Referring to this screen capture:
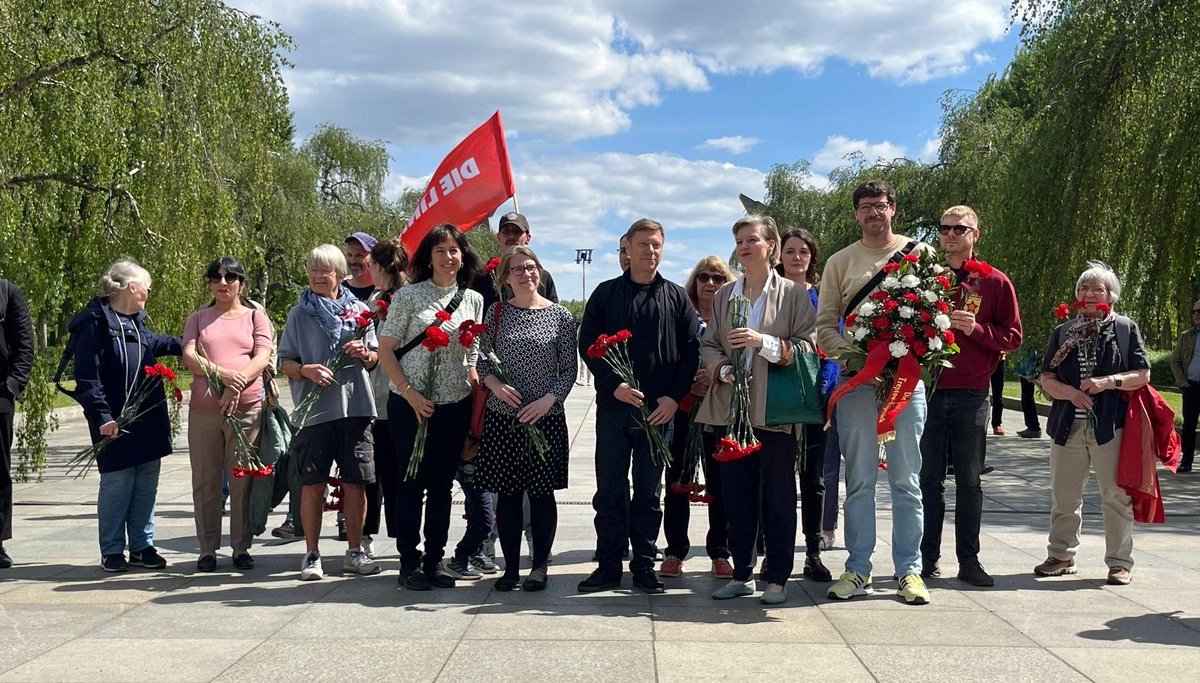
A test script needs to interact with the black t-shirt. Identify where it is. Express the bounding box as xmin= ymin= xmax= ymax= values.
xmin=346 ymin=283 xmax=374 ymax=302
